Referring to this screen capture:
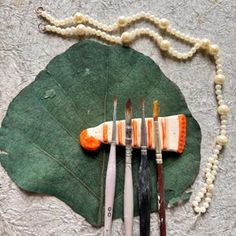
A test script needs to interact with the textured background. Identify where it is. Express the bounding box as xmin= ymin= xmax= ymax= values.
xmin=0 ymin=0 xmax=235 ymax=235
